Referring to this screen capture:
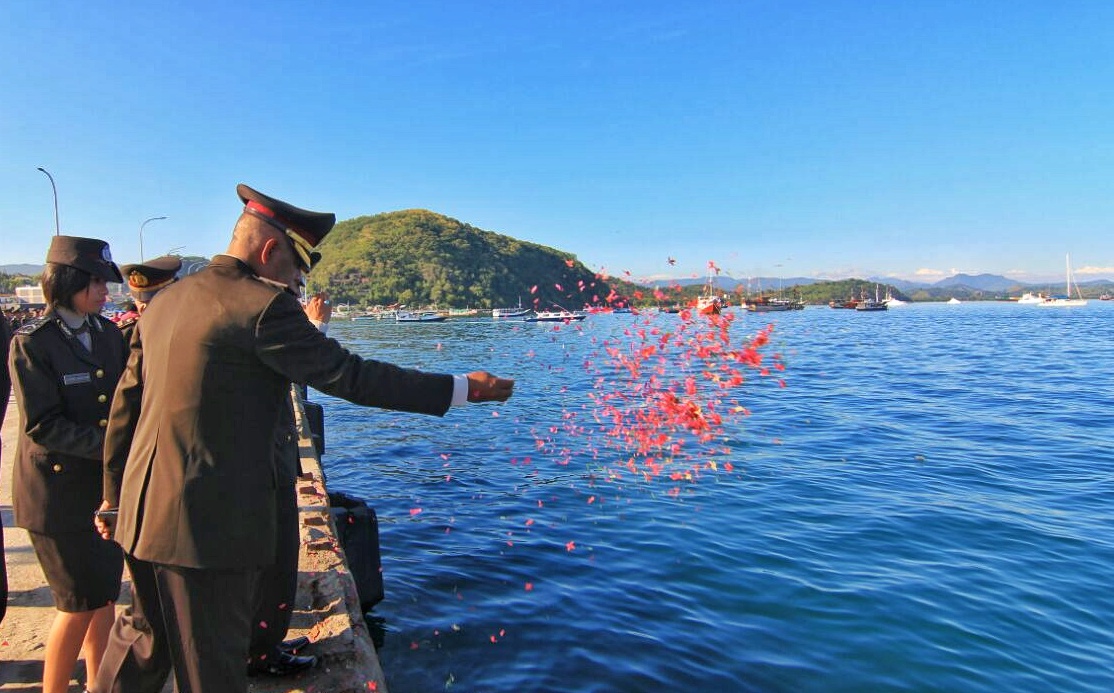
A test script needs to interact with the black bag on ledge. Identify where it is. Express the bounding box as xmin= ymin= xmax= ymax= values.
xmin=327 ymin=490 xmax=385 ymax=611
